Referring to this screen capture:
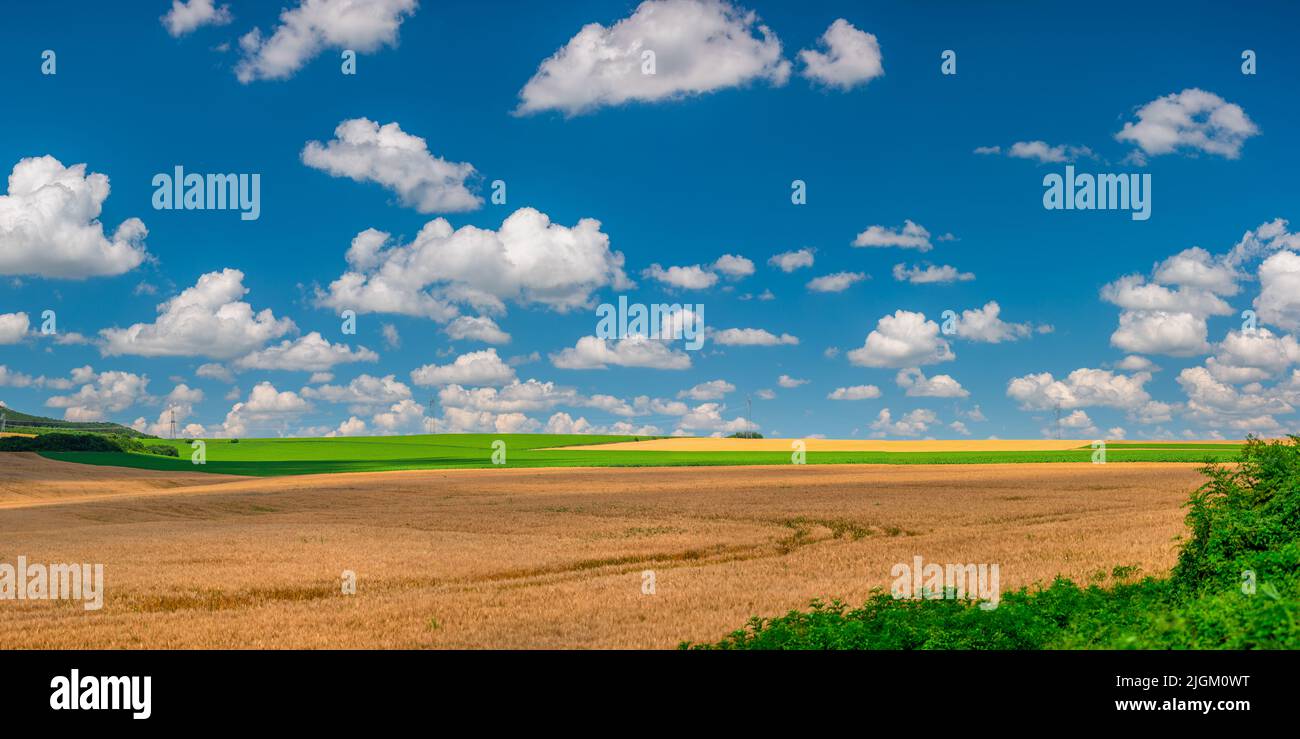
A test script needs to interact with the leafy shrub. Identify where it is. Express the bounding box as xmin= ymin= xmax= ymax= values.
xmin=727 ymin=431 xmax=763 ymax=439
xmin=0 ymin=432 xmax=180 ymax=458
xmin=0 ymin=432 xmax=127 ymax=452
